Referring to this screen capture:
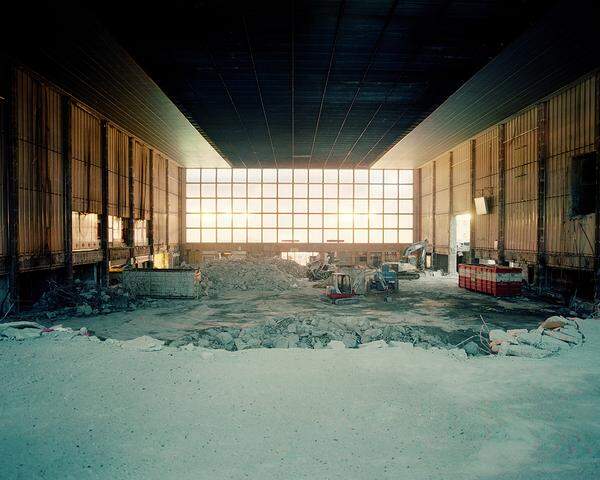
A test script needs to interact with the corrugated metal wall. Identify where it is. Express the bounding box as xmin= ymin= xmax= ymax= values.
xmin=0 ymin=65 xmax=184 ymax=278
xmin=107 ymin=124 xmax=130 ymax=218
xmin=418 ymin=71 xmax=599 ymax=280
xmin=504 ymin=106 xmax=538 ymax=262
xmin=420 ymin=162 xmax=433 ymax=249
xmin=545 ymin=75 xmax=597 ymax=270
xmin=434 ymin=152 xmax=450 ymax=254
xmin=153 ymin=152 xmax=168 ymax=246
xmin=168 ymin=160 xmax=180 ymax=246
xmin=452 ymin=141 xmax=471 ymax=214
xmin=16 ymin=68 xmax=64 ymax=259
xmin=0 ymin=96 xmax=6 ymax=270
xmin=71 ymin=104 xmax=102 ymax=213
xmin=473 ymin=126 xmax=499 ymax=257
xmin=133 ymin=140 xmax=151 ymax=220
